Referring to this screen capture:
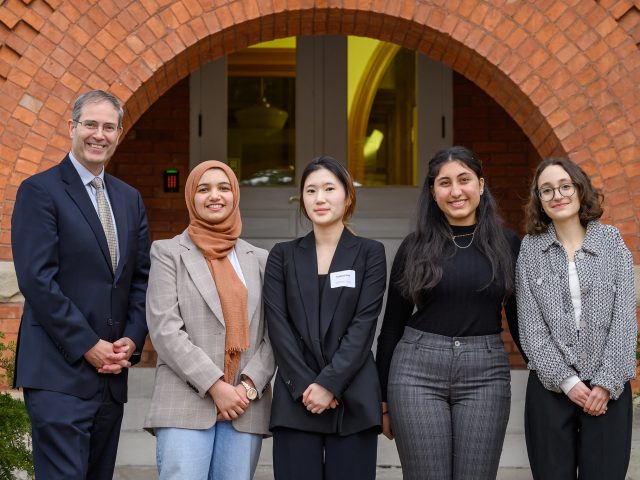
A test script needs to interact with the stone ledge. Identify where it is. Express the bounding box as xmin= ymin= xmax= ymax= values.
xmin=0 ymin=261 xmax=22 ymax=303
